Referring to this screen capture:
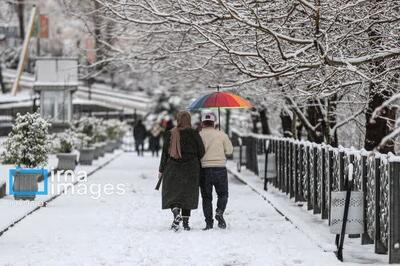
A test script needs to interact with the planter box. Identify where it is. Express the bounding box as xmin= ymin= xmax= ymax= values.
xmin=94 ymin=142 xmax=107 ymax=159
xmin=93 ymin=144 xmax=101 ymax=160
xmin=13 ymin=172 xmax=40 ymax=200
xmin=99 ymin=142 xmax=107 ymax=157
xmin=56 ymin=153 xmax=77 ymax=171
xmin=79 ymin=147 xmax=95 ymax=165
xmin=112 ymin=140 xmax=119 ymax=150
xmin=105 ymin=141 xmax=115 ymax=153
